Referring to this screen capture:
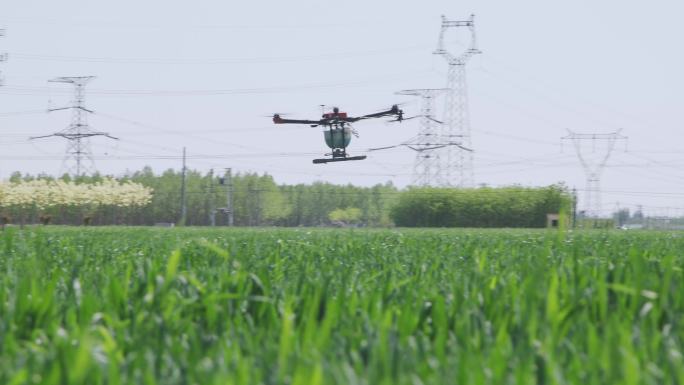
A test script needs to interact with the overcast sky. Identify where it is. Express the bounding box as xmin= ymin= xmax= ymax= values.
xmin=1 ymin=0 xmax=683 ymax=216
